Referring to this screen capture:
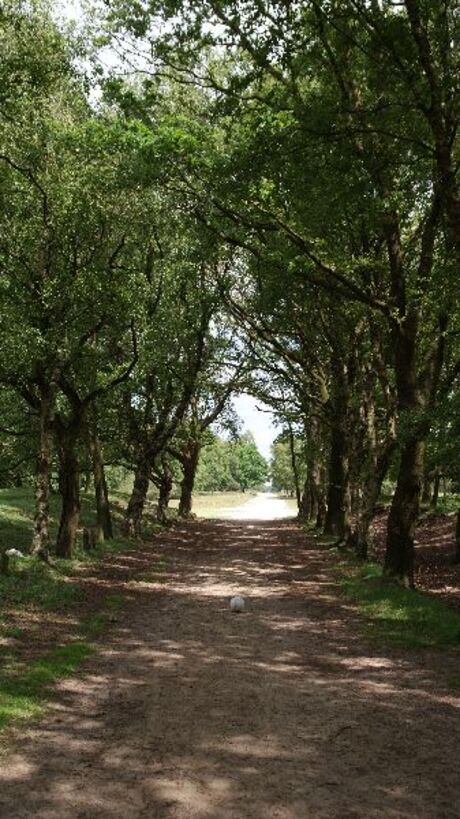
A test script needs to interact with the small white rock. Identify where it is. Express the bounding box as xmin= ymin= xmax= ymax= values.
xmin=5 ymin=549 xmax=24 ymax=559
xmin=230 ymin=595 xmax=246 ymax=613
